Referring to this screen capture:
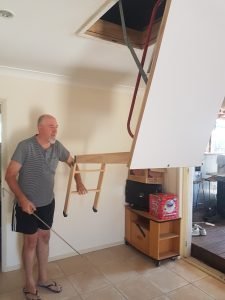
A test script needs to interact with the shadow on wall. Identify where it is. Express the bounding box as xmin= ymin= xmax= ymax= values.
xmin=6 ymin=108 xmax=44 ymax=159
xmin=5 ymin=107 xmax=44 ymax=170
xmin=62 ymin=66 xmax=133 ymax=153
xmin=70 ymin=66 xmax=134 ymax=88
